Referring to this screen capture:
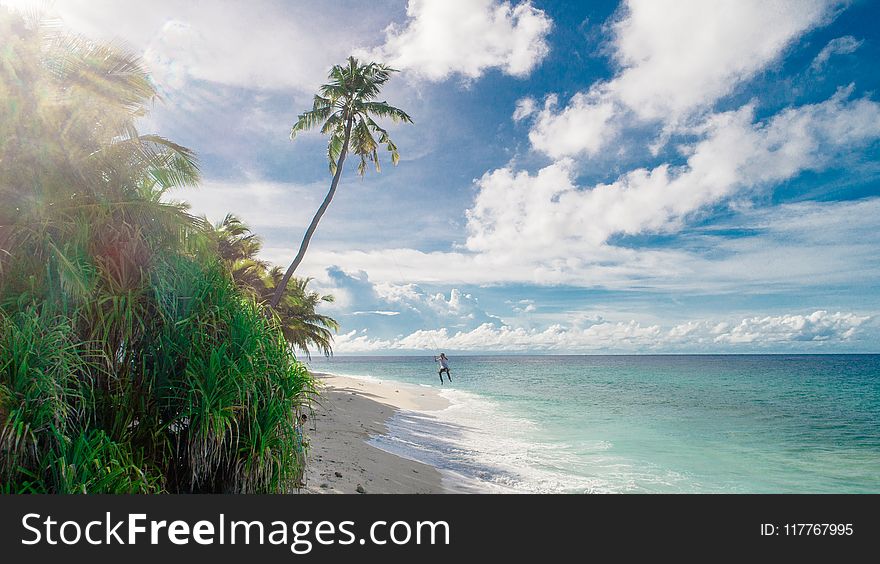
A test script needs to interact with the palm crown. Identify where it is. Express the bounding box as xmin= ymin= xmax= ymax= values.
xmin=291 ymin=56 xmax=412 ymax=175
